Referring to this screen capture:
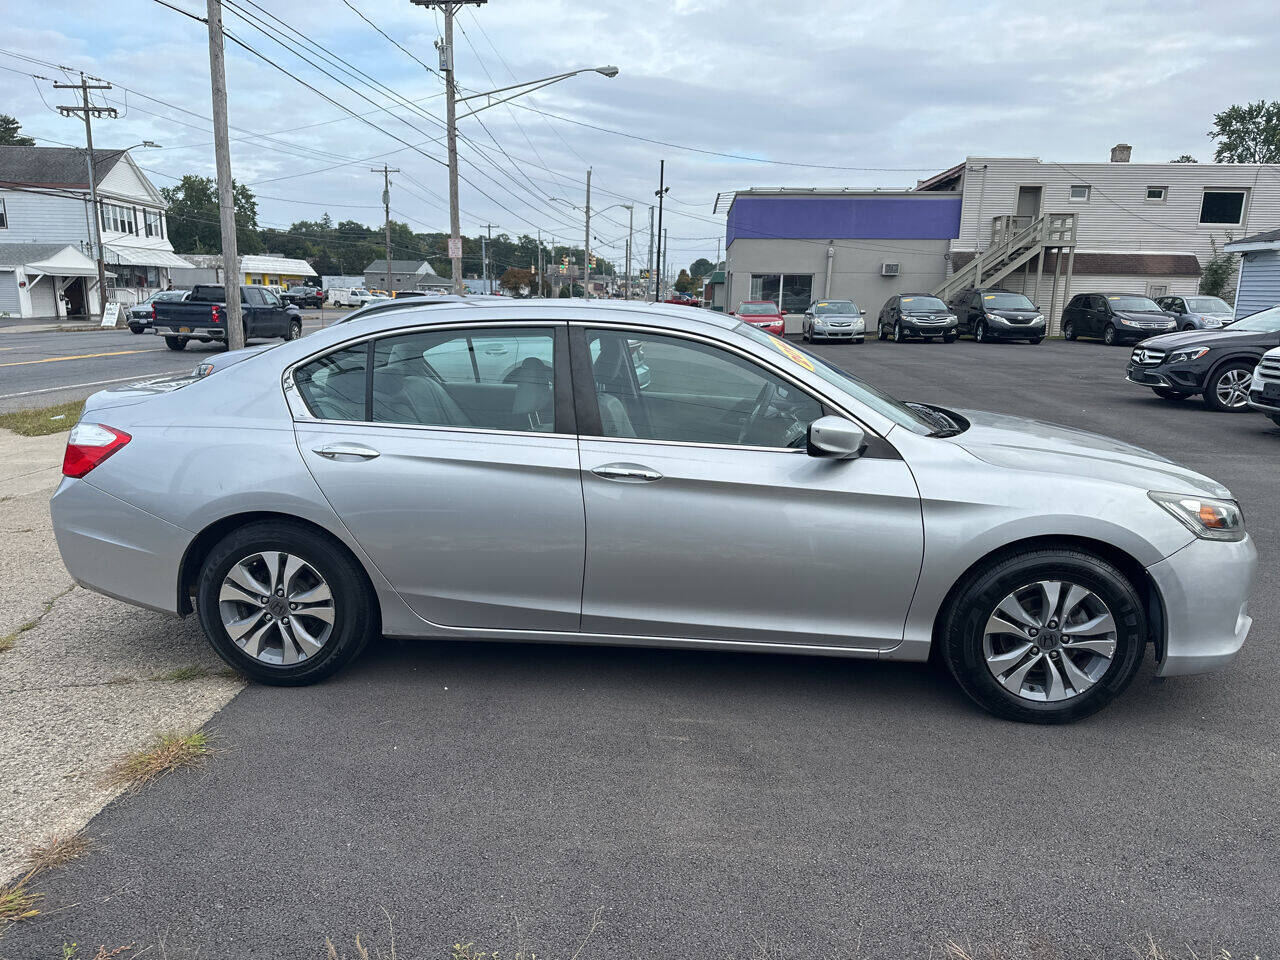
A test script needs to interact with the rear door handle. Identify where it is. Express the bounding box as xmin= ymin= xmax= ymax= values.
xmin=313 ymin=442 xmax=380 ymax=461
xmin=591 ymin=462 xmax=662 ymax=482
